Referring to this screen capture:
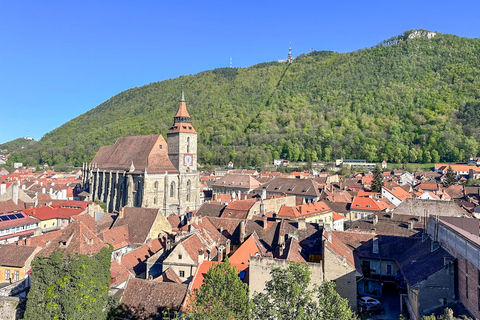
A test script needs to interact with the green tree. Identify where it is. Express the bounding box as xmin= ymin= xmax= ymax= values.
xmin=371 ymin=165 xmax=383 ymax=192
xmin=185 ymin=257 xmax=252 ymax=320
xmin=445 ymin=166 xmax=456 ymax=186
xmin=252 ymin=262 xmax=356 ymax=320
xmin=24 ymin=246 xmax=113 ymax=320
